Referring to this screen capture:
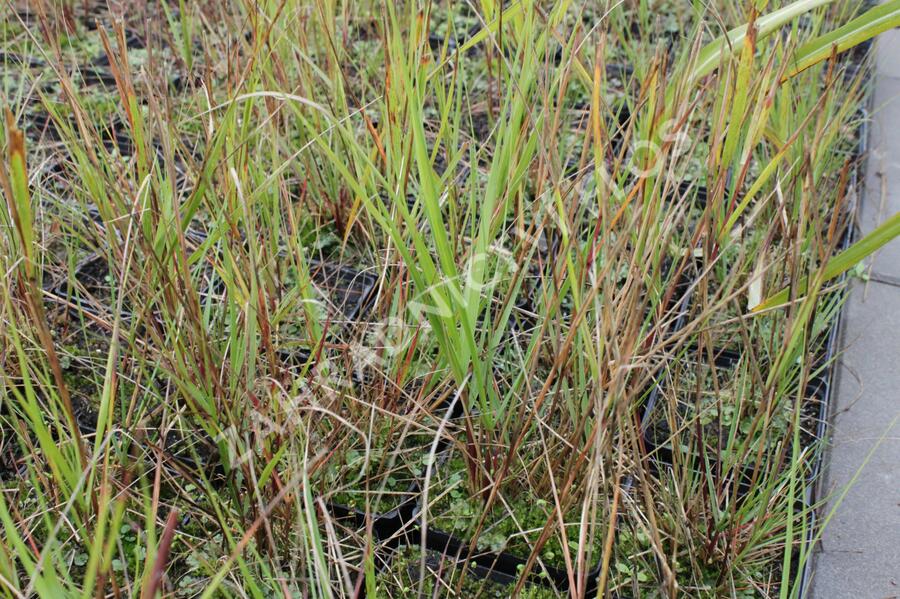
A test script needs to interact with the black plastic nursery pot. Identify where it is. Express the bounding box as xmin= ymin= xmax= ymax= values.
xmin=307 ymin=259 xmax=379 ymax=321
xmin=320 ymin=381 xmax=600 ymax=596
xmin=326 ymin=462 xmax=609 ymax=597
xmin=638 ymin=344 xmax=836 ymax=498
xmin=637 ymin=170 xmax=861 ymax=499
xmin=372 ymin=543 xmax=605 ymax=598
xmin=323 ymin=364 xmax=715 ymax=598
xmin=631 ymin=253 xmax=853 ymax=598
xmin=409 ymin=527 xmax=603 ymax=596
xmin=375 ymin=545 xmax=525 ymax=597
xmin=323 ymin=420 xmax=444 ymax=539
xmin=43 ymin=217 xmax=378 ymax=327
xmin=42 ymin=251 xmax=120 ymax=322
xmin=36 ymin=232 xmax=379 ymax=461
xmin=319 ymin=384 xmax=467 ymax=578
